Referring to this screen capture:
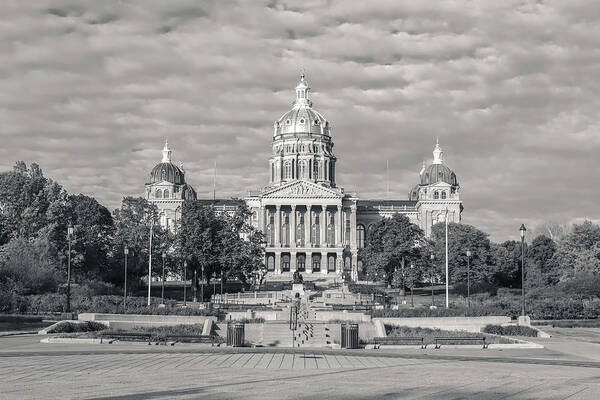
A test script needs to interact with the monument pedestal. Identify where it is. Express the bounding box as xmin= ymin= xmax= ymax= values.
xmin=291 ymin=283 xmax=305 ymax=298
